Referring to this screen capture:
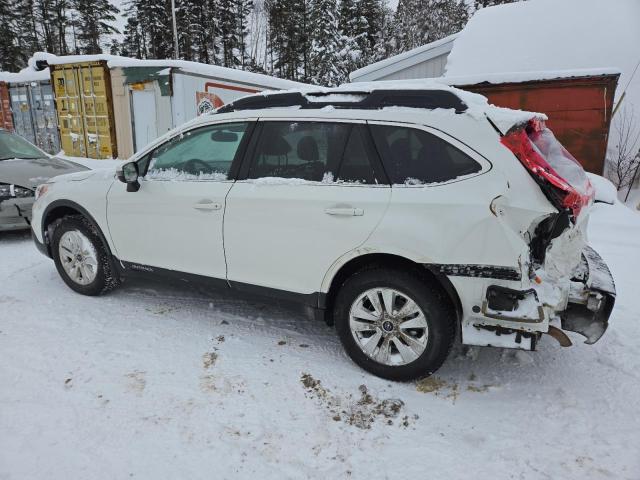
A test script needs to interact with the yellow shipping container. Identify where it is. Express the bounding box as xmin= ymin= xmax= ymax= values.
xmin=50 ymin=61 xmax=118 ymax=159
